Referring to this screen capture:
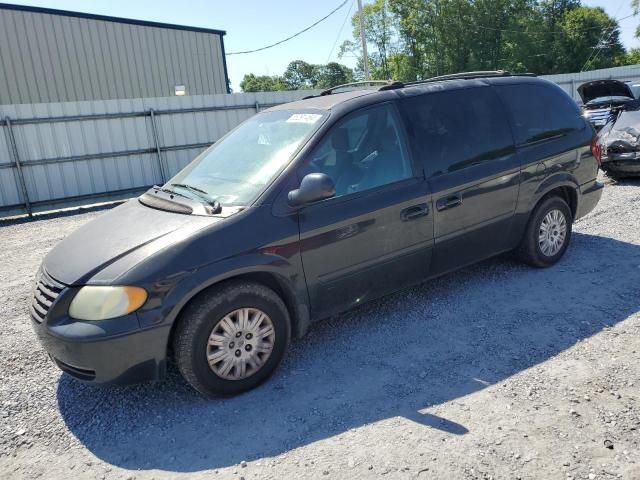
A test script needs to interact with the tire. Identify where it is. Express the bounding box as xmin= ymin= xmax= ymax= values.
xmin=173 ymin=281 xmax=291 ymax=397
xmin=516 ymin=195 xmax=573 ymax=268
